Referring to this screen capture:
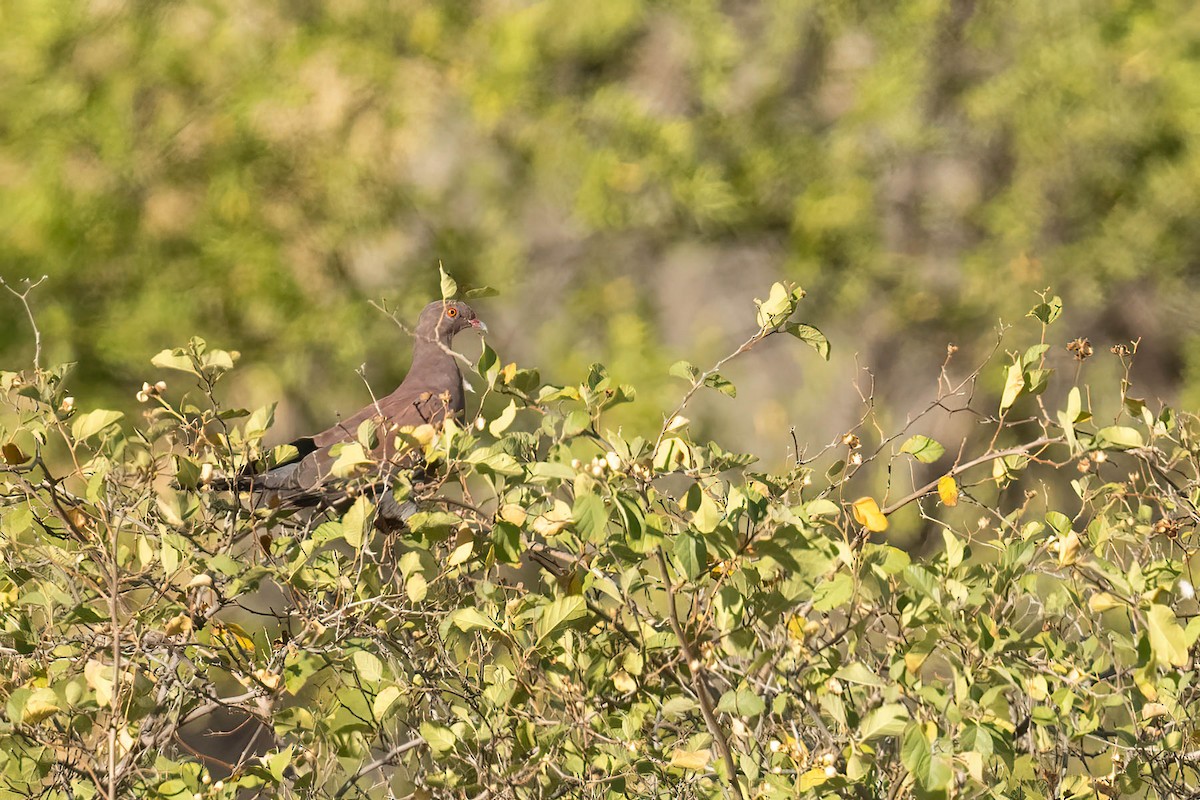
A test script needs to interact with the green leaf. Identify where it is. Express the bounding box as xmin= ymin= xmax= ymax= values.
xmin=156 ymin=779 xmax=191 ymax=798
xmin=716 ymin=684 xmax=765 ymax=717
xmin=439 ymin=264 xmax=457 ymax=299
xmin=670 ymin=748 xmax=711 ymax=771
xmin=420 ymin=721 xmax=456 ymax=755
xmin=804 ymin=498 xmax=840 ymax=518
xmin=330 ymin=441 xmax=371 ymax=478
xmin=833 ymin=662 xmax=886 ymax=688
xmin=373 ymin=685 xmax=402 ymax=720
xmin=1066 ymin=386 xmax=1082 ymax=422
xmin=466 ymin=447 xmax=523 ymax=476
xmin=669 ymin=360 xmax=699 ymax=382
xmin=859 ymin=703 xmax=909 ymax=740
xmin=150 ymin=349 xmax=197 ymax=374
xmin=941 ymin=529 xmax=964 ymax=568
xmin=353 ymin=651 xmax=384 ymax=683
xmin=899 ymin=435 xmax=945 ymax=463
xmin=703 ymin=371 xmax=736 ymax=397
xmin=674 ymin=532 xmax=707 ymax=580
xmin=756 ymin=281 xmax=794 ymax=328
xmin=1045 ymin=511 xmax=1072 ymax=536
xmin=1021 ymin=343 xmax=1050 ymax=368
xmin=446 ymin=608 xmax=499 ymax=633
xmin=267 ymin=746 xmax=293 ymax=783
xmin=784 ymin=322 xmax=831 ymax=360
xmin=901 ymin=722 xmax=932 ymax=784
xmin=1028 ymin=295 xmax=1063 ymax=325
xmin=1093 ymin=426 xmax=1144 ymax=450
xmin=488 ymin=399 xmax=518 ymax=436
xmin=535 ymin=596 xmax=587 ymax=645
xmin=572 ymin=492 xmax=608 ymax=543
xmin=245 ymin=403 xmax=276 ymax=441
xmin=999 ymin=360 xmax=1023 ymax=411
xmin=72 ymin=409 xmax=123 ymax=440
xmin=689 ymin=487 xmax=722 ymax=534
xmin=492 ymin=520 xmax=521 ymax=563
xmin=1147 ymin=604 xmax=1194 ymax=668
xmin=342 ymin=496 xmax=373 ymax=548
xmin=405 ymin=572 xmax=428 ymax=602
xmin=812 ymin=573 xmax=854 ymax=611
